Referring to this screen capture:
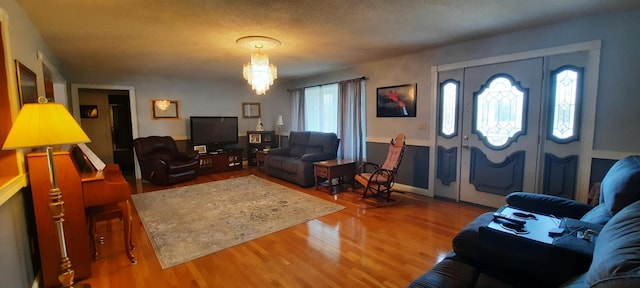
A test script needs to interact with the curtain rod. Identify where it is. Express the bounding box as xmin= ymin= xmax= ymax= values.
xmin=286 ymin=76 xmax=366 ymax=92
